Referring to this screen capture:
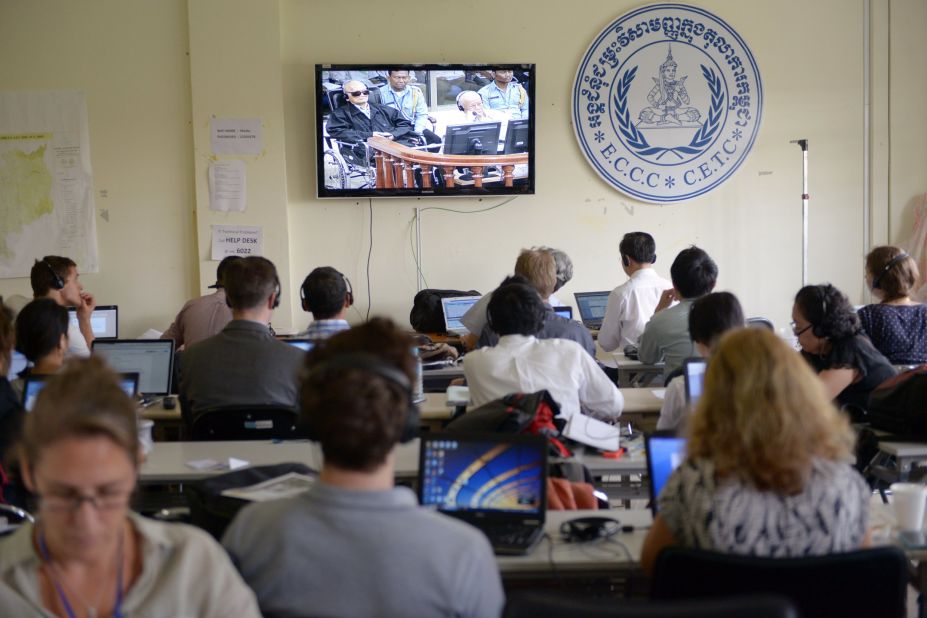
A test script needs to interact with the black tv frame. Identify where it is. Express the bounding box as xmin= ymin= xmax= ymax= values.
xmin=315 ymin=63 xmax=536 ymax=199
